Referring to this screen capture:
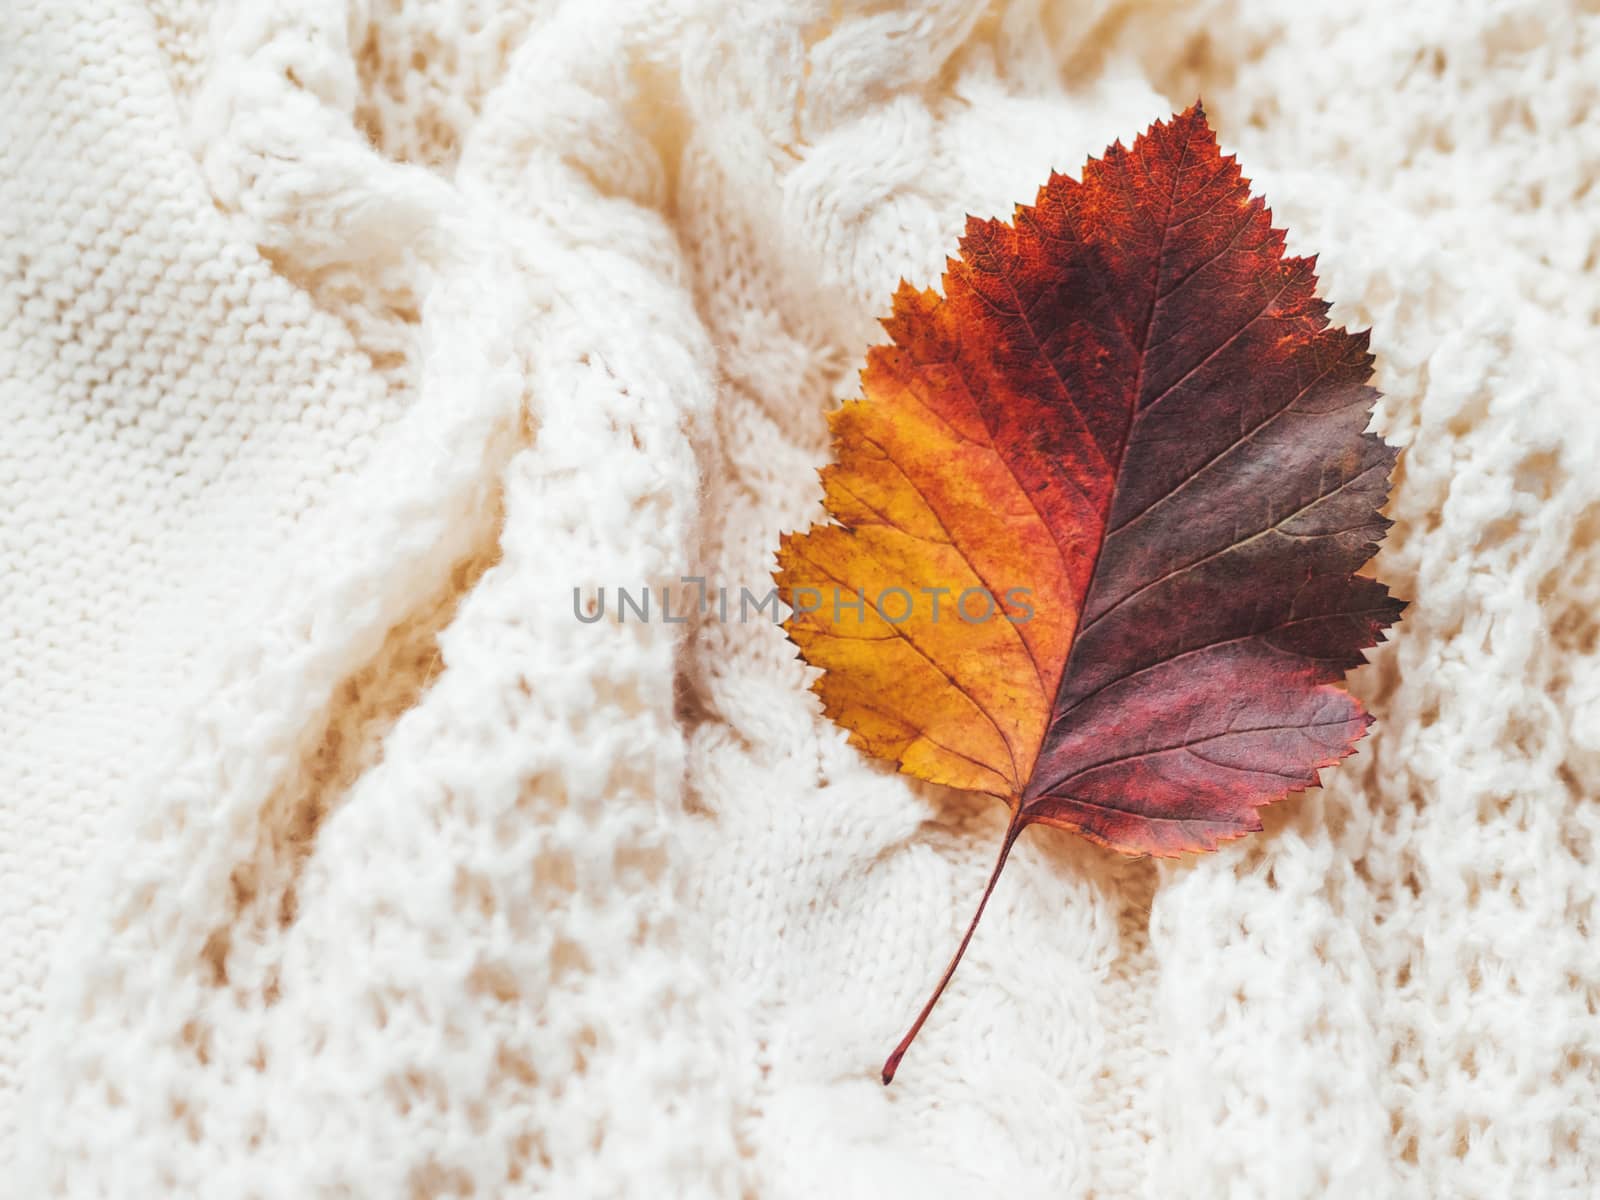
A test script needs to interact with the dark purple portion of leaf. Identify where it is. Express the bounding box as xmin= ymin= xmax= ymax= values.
xmin=1014 ymin=107 xmax=1404 ymax=853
